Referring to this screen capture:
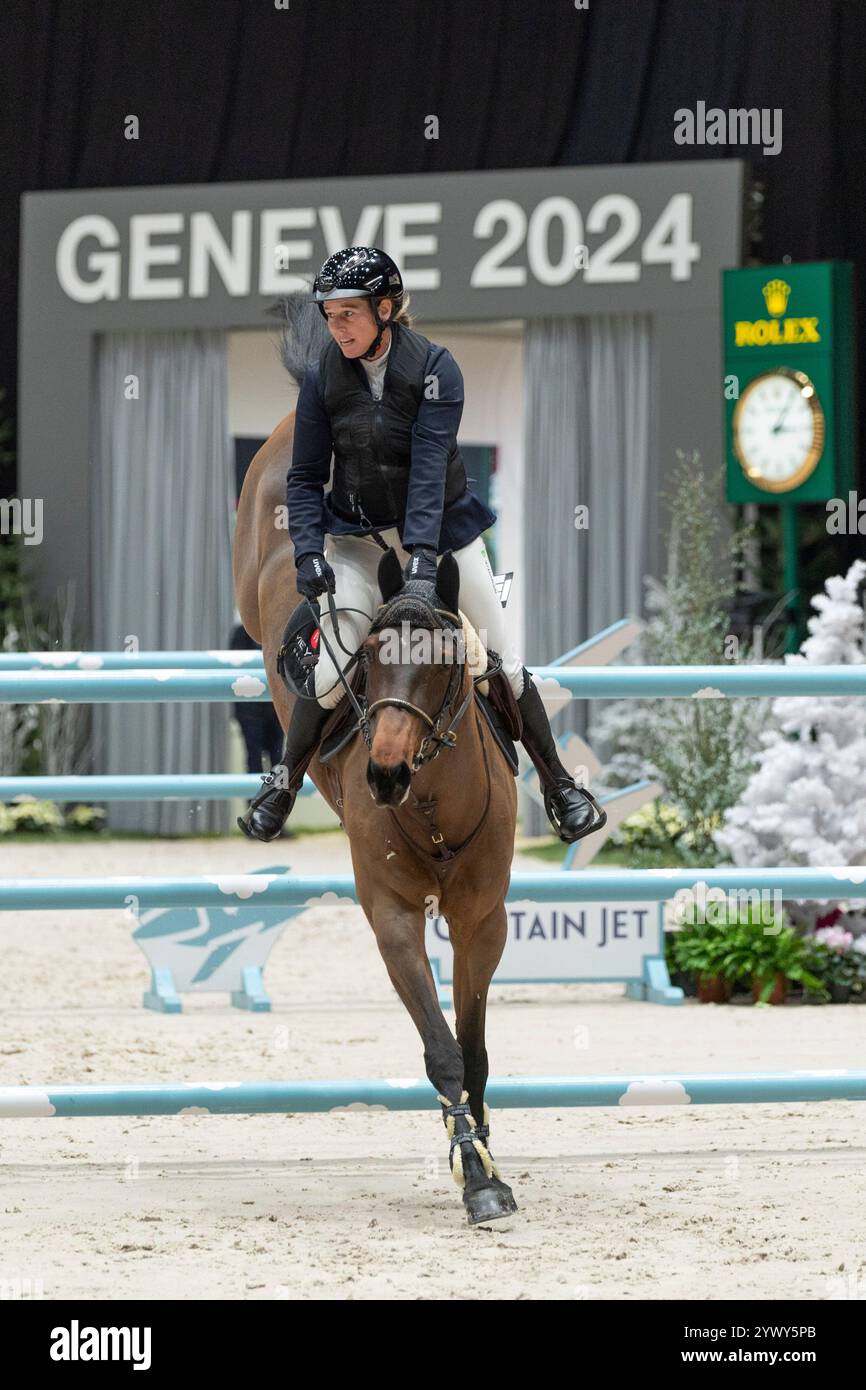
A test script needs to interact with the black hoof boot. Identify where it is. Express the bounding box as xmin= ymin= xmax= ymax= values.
xmin=544 ymin=782 xmax=608 ymax=844
xmin=237 ymin=768 xmax=298 ymax=842
xmin=439 ymin=1093 xmax=519 ymax=1226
